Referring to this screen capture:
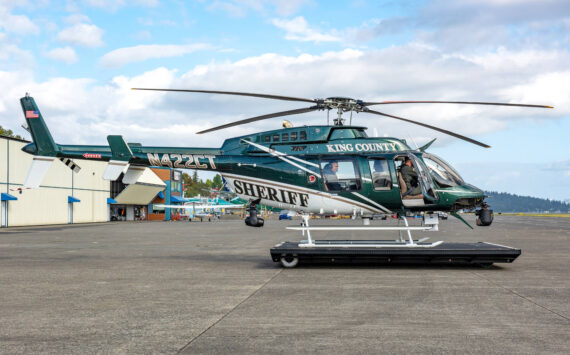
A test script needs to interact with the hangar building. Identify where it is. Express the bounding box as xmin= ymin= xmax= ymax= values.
xmin=1 ymin=136 xmax=183 ymax=227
